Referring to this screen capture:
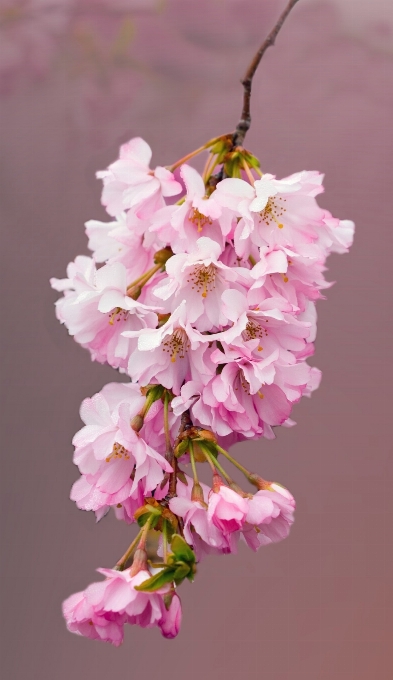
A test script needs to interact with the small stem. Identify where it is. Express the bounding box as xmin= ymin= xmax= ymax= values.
xmin=242 ymin=159 xmax=255 ymax=186
xmin=204 ymin=154 xmax=218 ymax=184
xmin=216 ymin=445 xmax=253 ymax=481
xmin=202 ymin=448 xmax=217 ymax=474
xmin=168 ymin=134 xmax=231 ymax=172
xmin=164 ymin=392 xmax=178 ymax=499
xmin=114 ymin=528 xmax=143 ymax=571
xmin=189 ymin=442 xmax=199 ymax=484
xmin=202 ymin=152 xmax=214 ymax=182
xmin=127 ymin=263 xmax=161 ymax=292
xmin=162 ymin=521 xmax=168 ymax=564
xmin=138 ymin=517 xmax=152 ymax=551
xmin=233 ymin=0 xmax=300 ymax=146
xmin=199 ymin=444 xmax=232 ymax=484
xmin=163 ymin=391 xmax=171 ymax=455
